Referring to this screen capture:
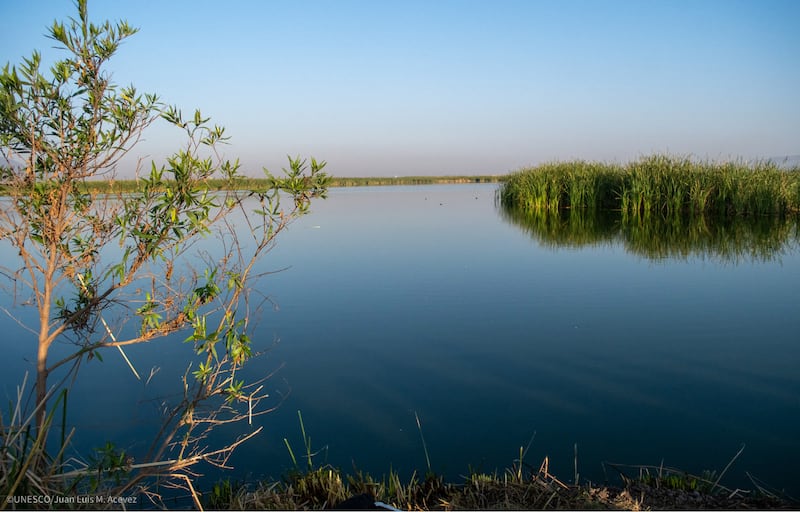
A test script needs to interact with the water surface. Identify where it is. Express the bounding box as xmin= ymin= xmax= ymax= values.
xmin=233 ymin=184 xmax=800 ymax=495
xmin=2 ymin=184 xmax=798 ymax=496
